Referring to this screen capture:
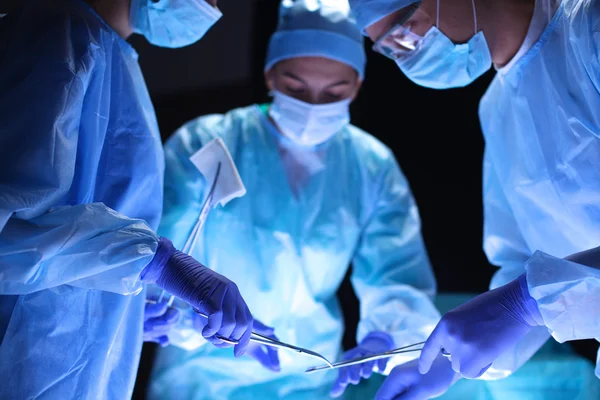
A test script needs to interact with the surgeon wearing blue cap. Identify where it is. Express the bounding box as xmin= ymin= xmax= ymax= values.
xmin=344 ymin=0 xmax=600 ymax=399
xmin=0 ymin=0 xmax=254 ymax=398
xmin=148 ymin=0 xmax=440 ymax=398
